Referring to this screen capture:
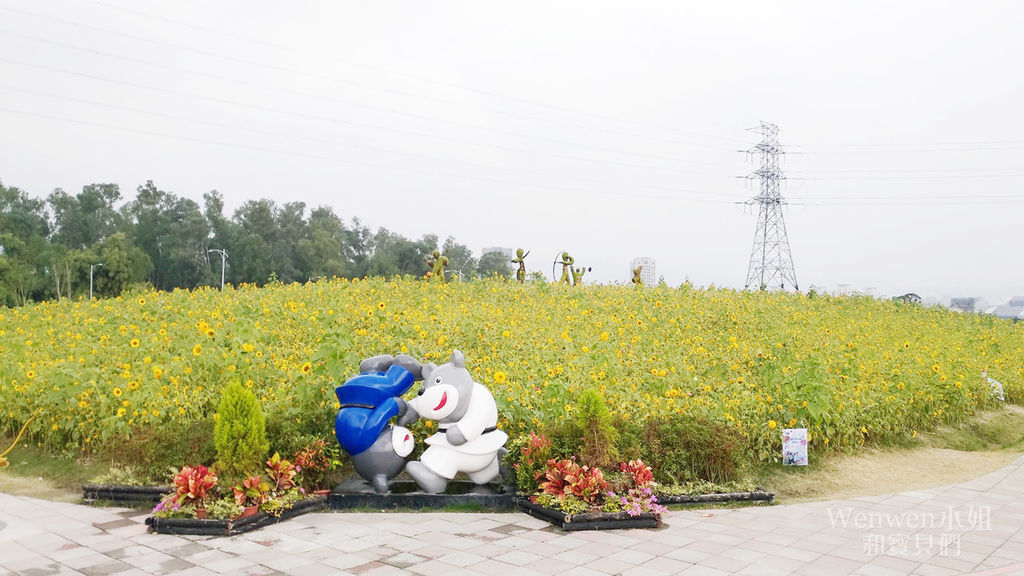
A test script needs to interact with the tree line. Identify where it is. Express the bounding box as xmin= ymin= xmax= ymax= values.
xmin=0 ymin=179 xmax=513 ymax=306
